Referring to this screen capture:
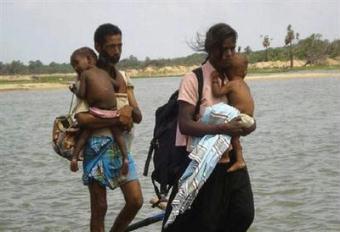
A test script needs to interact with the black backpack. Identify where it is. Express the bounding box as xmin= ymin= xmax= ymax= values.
xmin=143 ymin=67 xmax=204 ymax=204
